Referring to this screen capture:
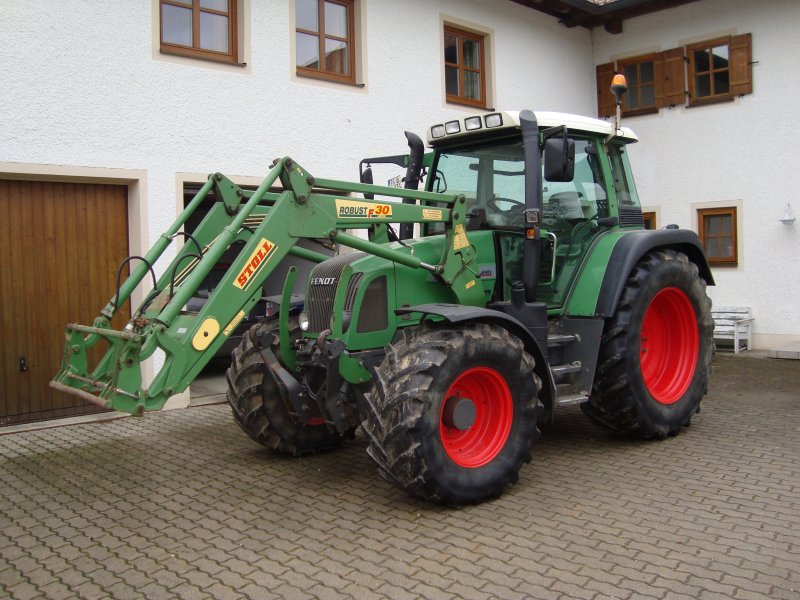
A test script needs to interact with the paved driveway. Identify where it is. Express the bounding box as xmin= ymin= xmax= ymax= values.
xmin=1 ymin=354 xmax=799 ymax=599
